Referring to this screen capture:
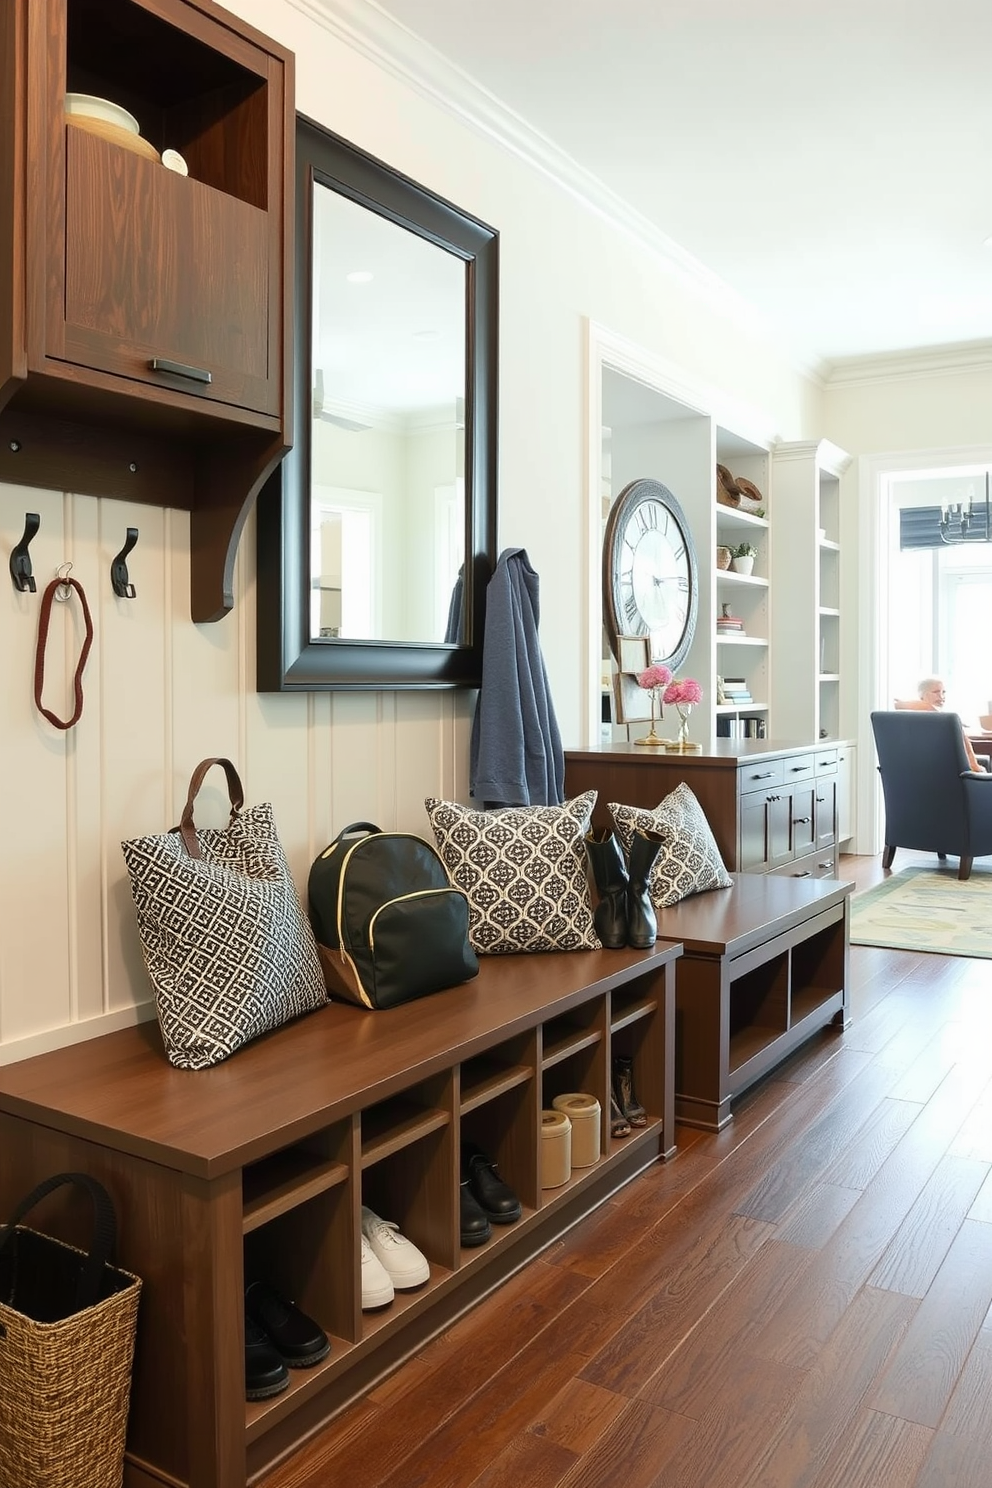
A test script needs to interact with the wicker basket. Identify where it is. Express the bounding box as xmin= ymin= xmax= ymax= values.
xmin=0 ymin=1174 xmax=142 ymax=1488
xmin=716 ymin=545 xmax=733 ymax=570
